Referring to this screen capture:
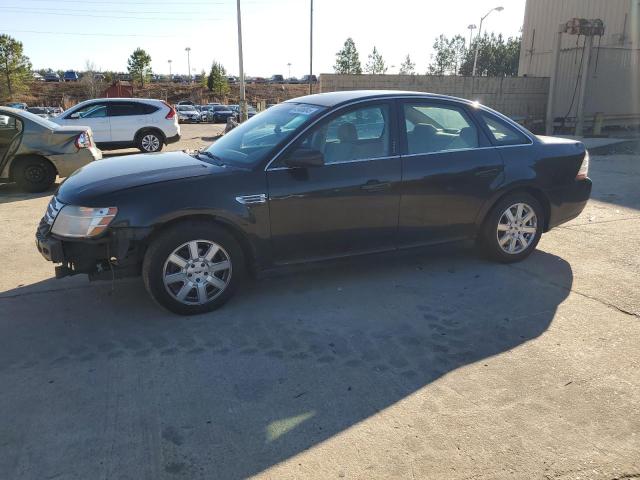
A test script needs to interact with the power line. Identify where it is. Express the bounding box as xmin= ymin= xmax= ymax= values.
xmin=0 ymin=7 xmax=222 ymax=21
xmin=8 ymin=0 xmax=260 ymax=4
xmin=0 ymin=5 xmax=224 ymax=15
xmin=0 ymin=29 xmax=179 ymax=38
